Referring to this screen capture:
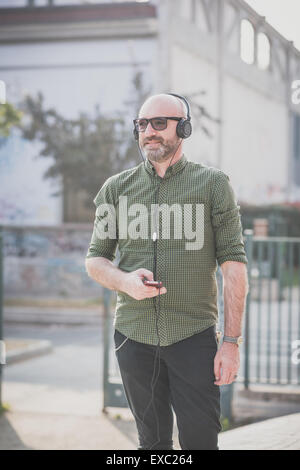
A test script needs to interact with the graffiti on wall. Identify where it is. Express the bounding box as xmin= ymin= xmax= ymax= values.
xmin=3 ymin=226 xmax=101 ymax=298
